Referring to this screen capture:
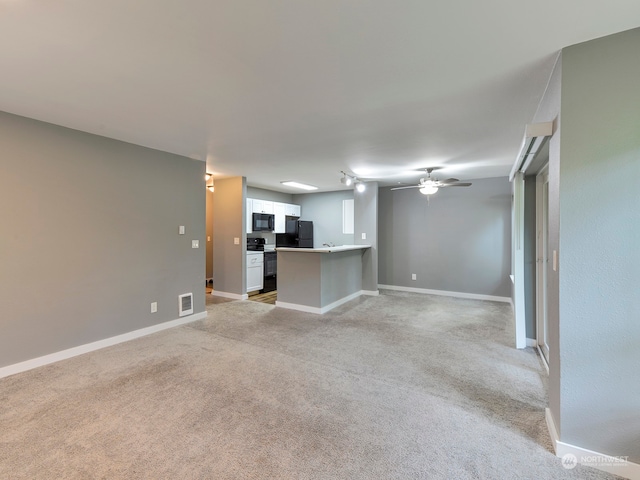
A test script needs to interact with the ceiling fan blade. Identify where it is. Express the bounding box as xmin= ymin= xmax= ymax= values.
xmin=440 ymin=182 xmax=472 ymax=187
xmin=440 ymin=178 xmax=459 ymax=184
xmin=390 ymin=185 xmax=422 ymax=190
